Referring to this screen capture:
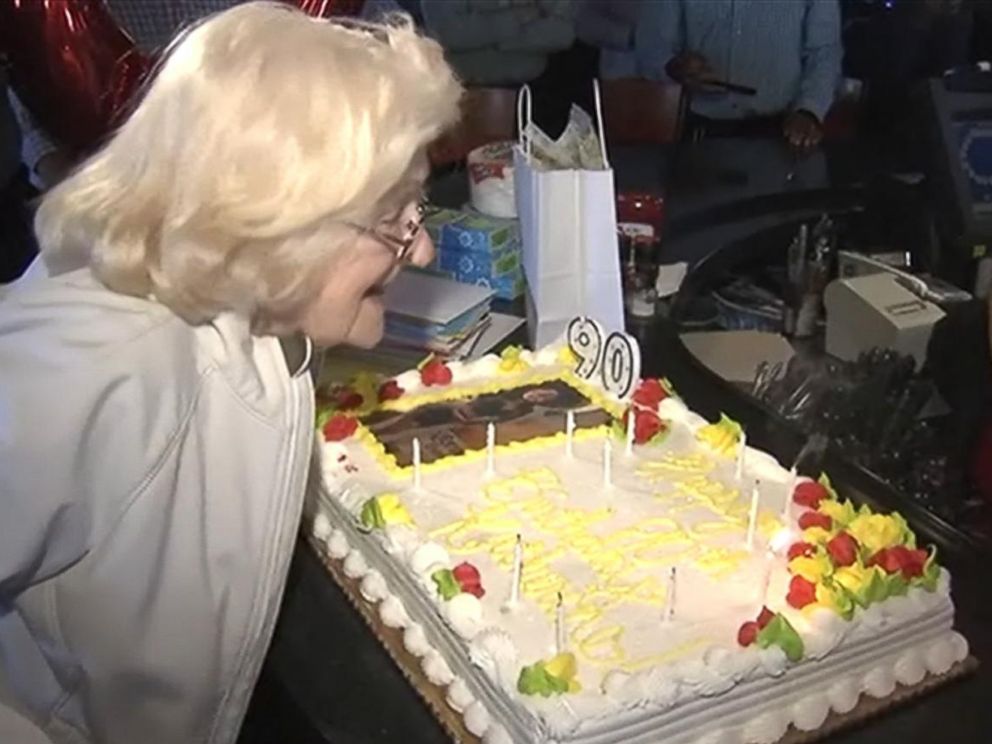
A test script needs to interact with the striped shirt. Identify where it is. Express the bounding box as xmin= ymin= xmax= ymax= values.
xmin=634 ymin=0 xmax=841 ymax=121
